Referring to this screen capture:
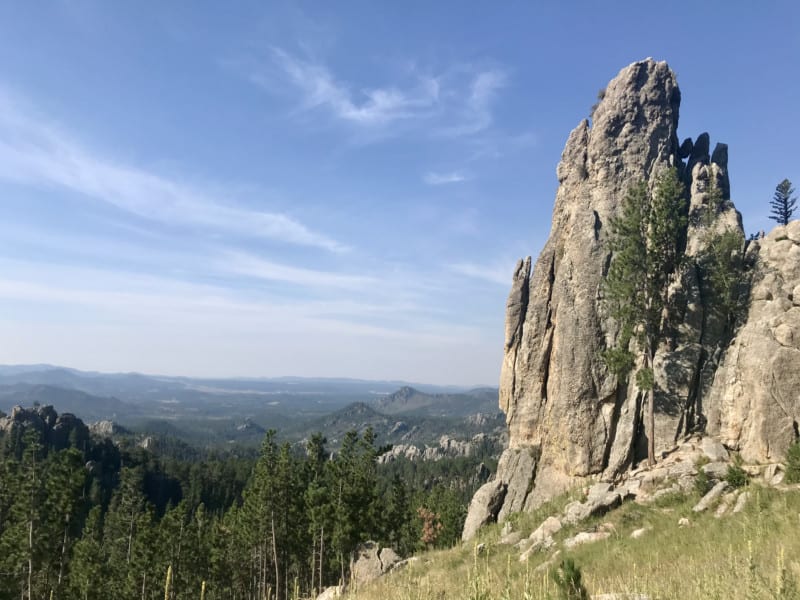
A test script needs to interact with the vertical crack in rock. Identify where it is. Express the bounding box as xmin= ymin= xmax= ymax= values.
xmin=539 ymin=252 xmax=557 ymax=403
